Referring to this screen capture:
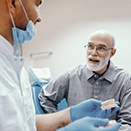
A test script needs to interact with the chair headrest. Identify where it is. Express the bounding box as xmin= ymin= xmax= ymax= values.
xmin=28 ymin=67 xmax=51 ymax=86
